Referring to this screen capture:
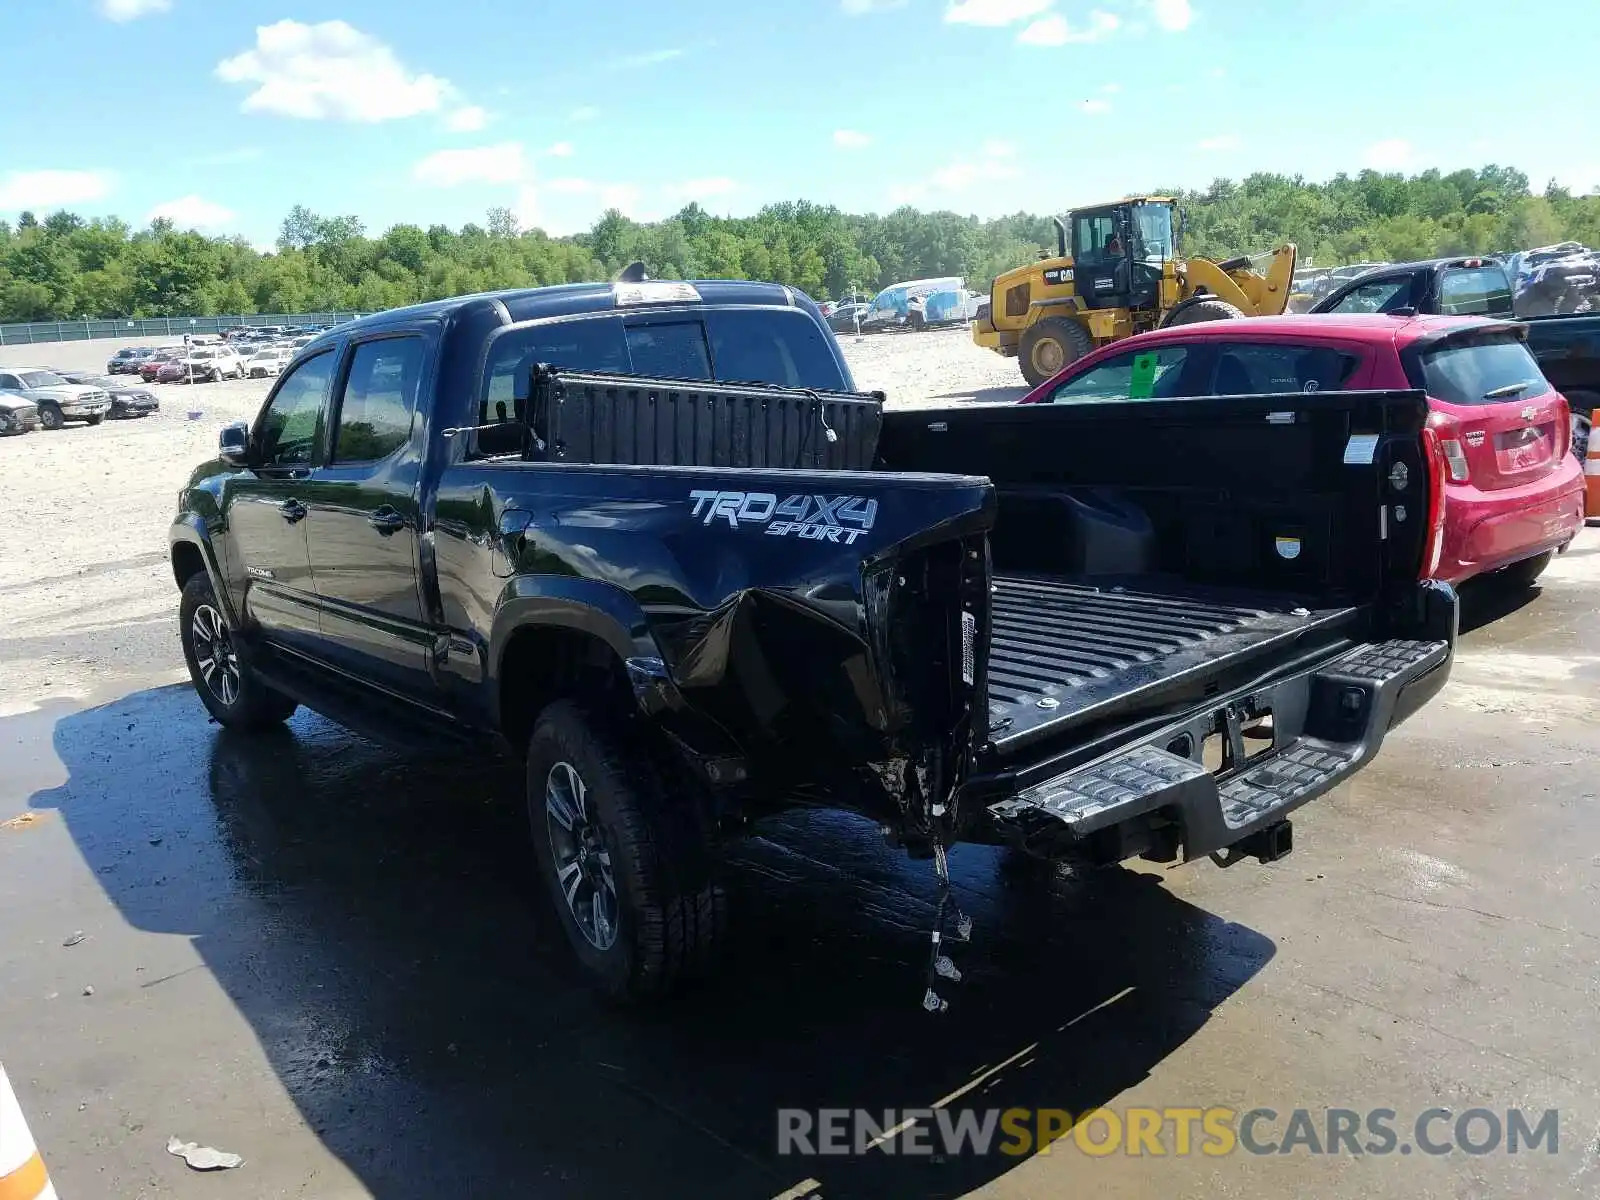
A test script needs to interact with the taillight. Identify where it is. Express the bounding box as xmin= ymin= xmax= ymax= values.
xmin=1419 ymin=426 xmax=1448 ymax=579
xmin=1425 ymin=411 xmax=1470 ymax=482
